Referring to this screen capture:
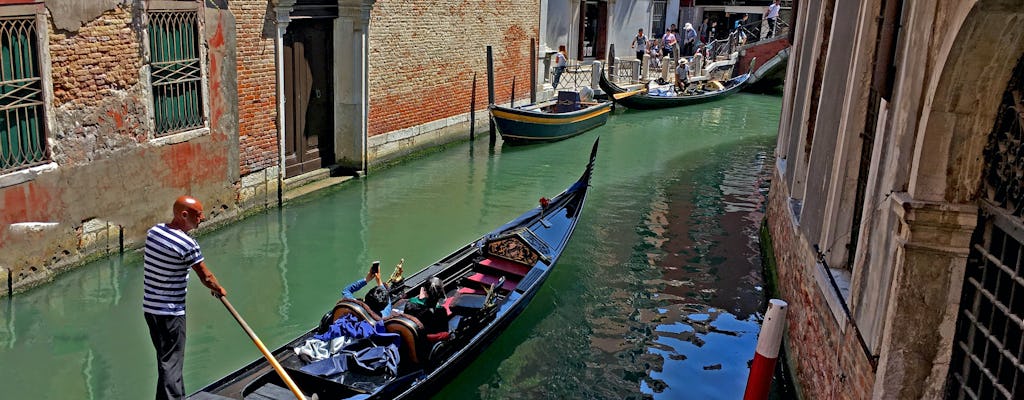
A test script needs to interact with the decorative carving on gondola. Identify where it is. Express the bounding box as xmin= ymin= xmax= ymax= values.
xmin=485 ymin=227 xmax=553 ymax=266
